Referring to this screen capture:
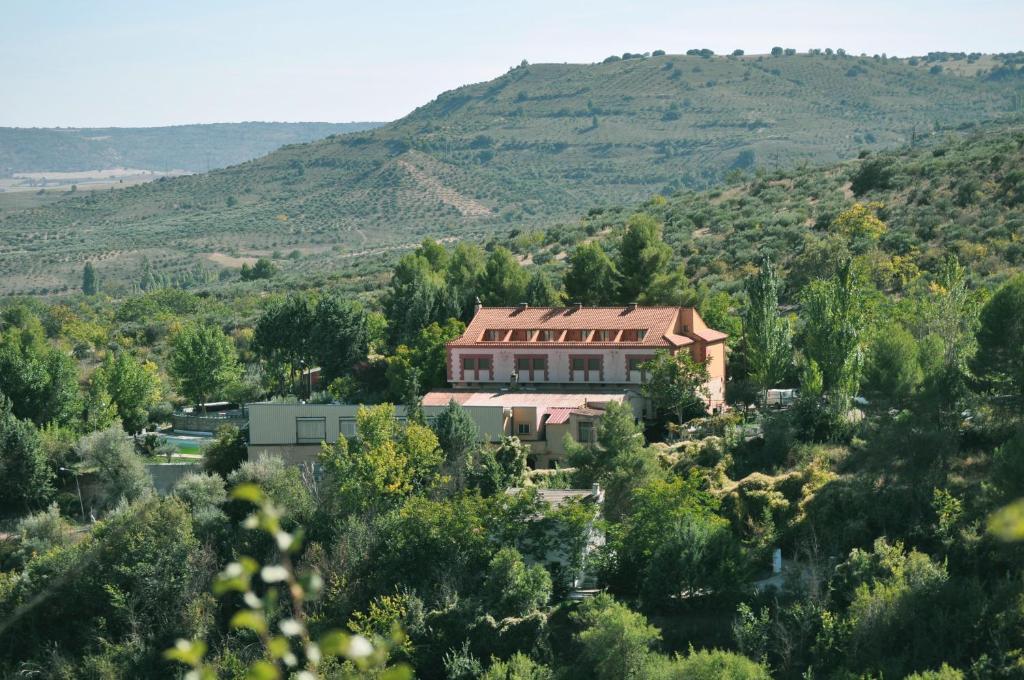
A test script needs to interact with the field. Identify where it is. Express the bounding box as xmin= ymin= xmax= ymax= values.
xmin=0 ymin=51 xmax=1022 ymax=296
